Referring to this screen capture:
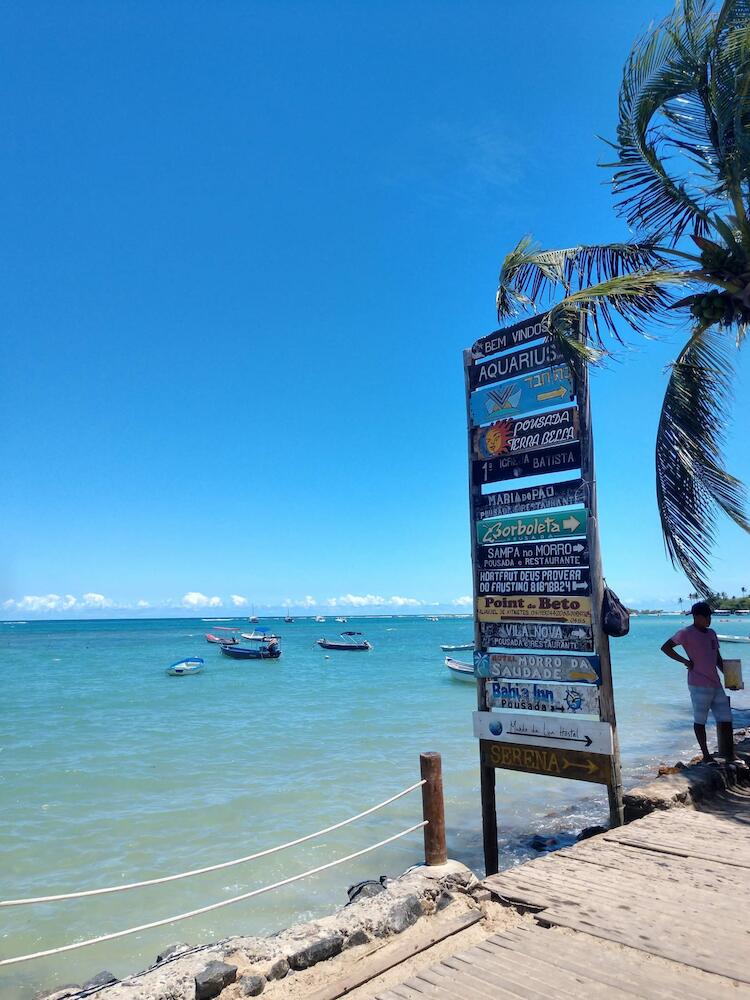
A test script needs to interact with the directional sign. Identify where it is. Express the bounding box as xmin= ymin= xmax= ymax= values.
xmin=474 ymin=479 xmax=587 ymax=520
xmin=474 ymin=651 xmax=601 ymax=685
xmin=476 ymin=539 xmax=589 ymax=571
xmin=476 ymin=509 xmax=587 ymax=546
xmin=473 ymin=407 xmax=579 ymax=461
xmin=476 ymin=566 xmax=591 ymax=596
xmin=469 ymin=341 xmax=564 ymax=391
xmin=480 ymin=739 xmax=611 ymax=785
xmin=470 ymin=365 xmax=574 ymax=427
xmin=471 ymin=313 xmax=553 ymax=360
xmin=486 ymin=679 xmax=600 ymax=714
xmin=473 ymin=443 xmax=582 ymax=486
xmin=473 ymin=710 xmax=613 ymax=755
xmin=478 ymin=594 xmax=592 ymax=626
xmin=479 ymin=620 xmax=594 ymax=652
